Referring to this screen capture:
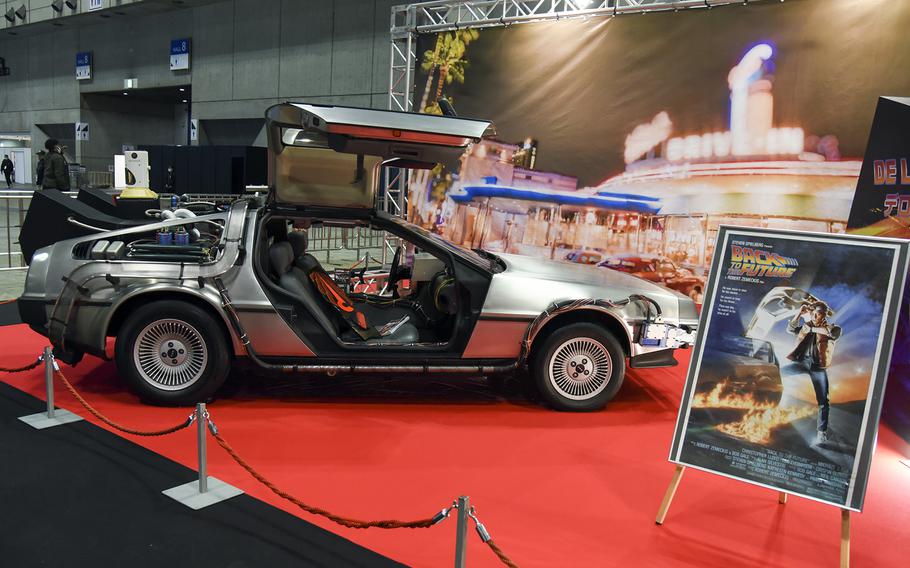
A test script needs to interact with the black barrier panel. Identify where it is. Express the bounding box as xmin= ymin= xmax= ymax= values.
xmin=19 ymin=189 xmax=143 ymax=264
xmin=139 ymin=145 xmax=267 ymax=194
